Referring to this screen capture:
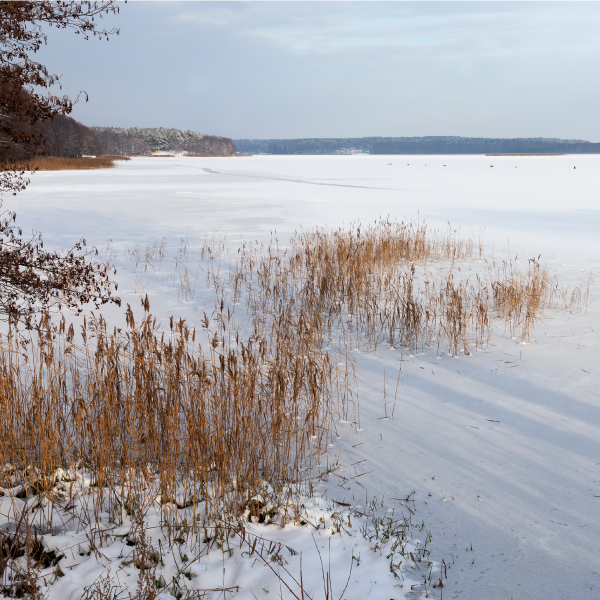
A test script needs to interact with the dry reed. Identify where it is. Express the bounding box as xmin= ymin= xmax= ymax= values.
xmin=0 ymin=219 xmax=590 ymax=596
xmin=11 ymin=157 xmax=116 ymax=171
